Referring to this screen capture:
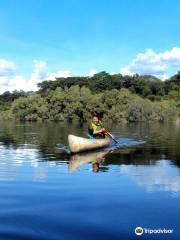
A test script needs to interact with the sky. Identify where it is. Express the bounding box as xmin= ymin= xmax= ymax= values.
xmin=0 ymin=0 xmax=180 ymax=93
